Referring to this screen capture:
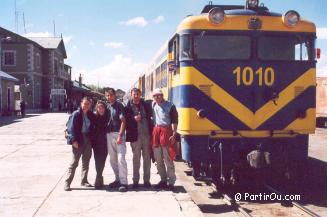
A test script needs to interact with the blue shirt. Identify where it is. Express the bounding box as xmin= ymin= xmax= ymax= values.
xmin=81 ymin=114 xmax=91 ymax=133
xmin=107 ymin=101 xmax=125 ymax=132
xmin=153 ymin=100 xmax=174 ymax=126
